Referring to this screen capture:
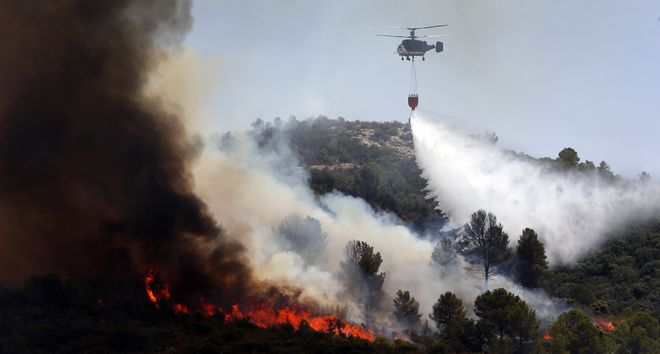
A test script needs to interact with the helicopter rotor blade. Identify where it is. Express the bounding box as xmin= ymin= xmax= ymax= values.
xmin=417 ymin=34 xmax=451 ymax=38
xmin=412 ymin=24 xmax=448 ymax=30
xmin=372 ymin=23 xmax=449 ymax=32
xmin=376 ymin=34 xmax=410 ymax=38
